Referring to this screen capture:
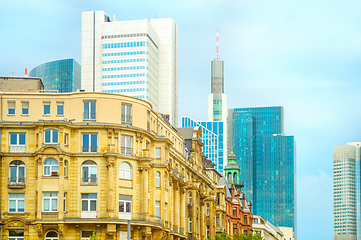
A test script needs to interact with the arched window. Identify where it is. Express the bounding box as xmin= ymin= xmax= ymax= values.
xmin=188 ymin=192 xmax=192 ymax=206
xmin=43 ymin=158 xmax=59 ymax=176
xmin=206 ymin=203 xmax=210 ymax=216
xmin=155 ymin=171 xmax=161 ymax=187
xmin=64 ymin=160 xmax=68 ymax=177
xmin=8 ymin=229 xmax=24 ymax=240
xmin=227 ymin=172 xmax=232 ymax=183
xmin=44 ymin=130 xmax=58 ymax=144
xmin=233 ymin=173 xmax=237 ymax=184
xmin=81 ymin=161 xmax=97 ymax=185
xmin=9 ymin=160 xmax=25 ymax=186
xmin=119 ymin=162 xmax=132 ymax=180
xmin=45 ymin=231 xmax=59 ymax=240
